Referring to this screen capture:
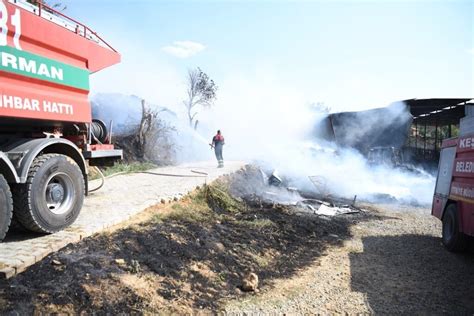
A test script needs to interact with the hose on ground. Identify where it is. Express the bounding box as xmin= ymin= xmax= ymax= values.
xmin=88 ymin=166 xmax=105 ymax=193
xmin=88 ymin=168 xmax=209 ymax=193
xmin=105 ymin=171 xmax=128 ymax=179
xmin=138 ymin=171 xmax=207 ymax=178
xmin=191 ymin=170 xmax=209 ymax=176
